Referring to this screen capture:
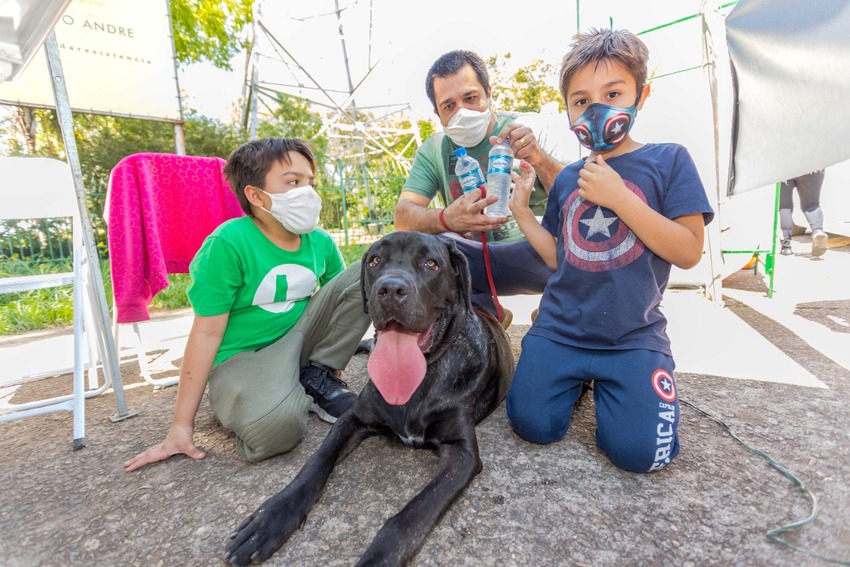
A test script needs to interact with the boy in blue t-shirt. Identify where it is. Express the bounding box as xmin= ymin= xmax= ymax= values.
xmin=125 ymin=138 xmax=371 ymax=471
xmin=507 ymin=29 xmax=714 ymax=473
